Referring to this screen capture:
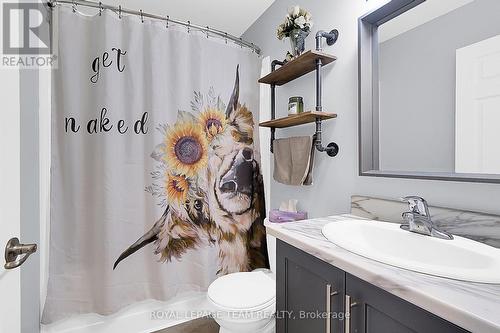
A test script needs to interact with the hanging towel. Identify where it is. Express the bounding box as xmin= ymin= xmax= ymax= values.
xmin=273 ymin=136 xmax=315 ymax=186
